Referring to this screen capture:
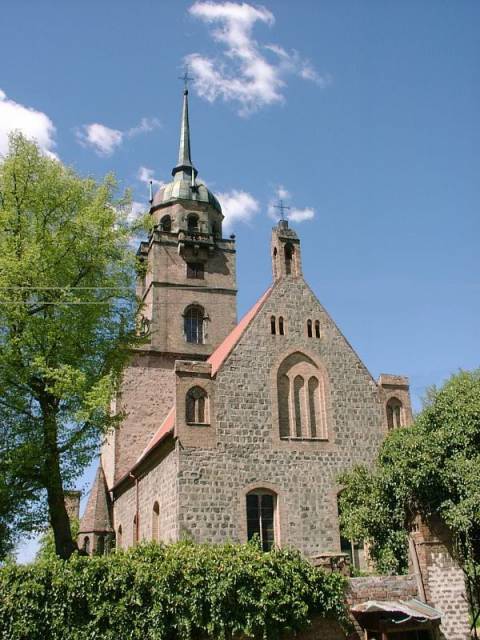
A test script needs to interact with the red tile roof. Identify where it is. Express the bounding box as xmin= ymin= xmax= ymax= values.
xmin=208 ymin=286 xmax=273 ymax=375
xmin=137 ymin=406 xmax=176 ymax=464
xmin=113 ymin=407 xmax=176 ymax=489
